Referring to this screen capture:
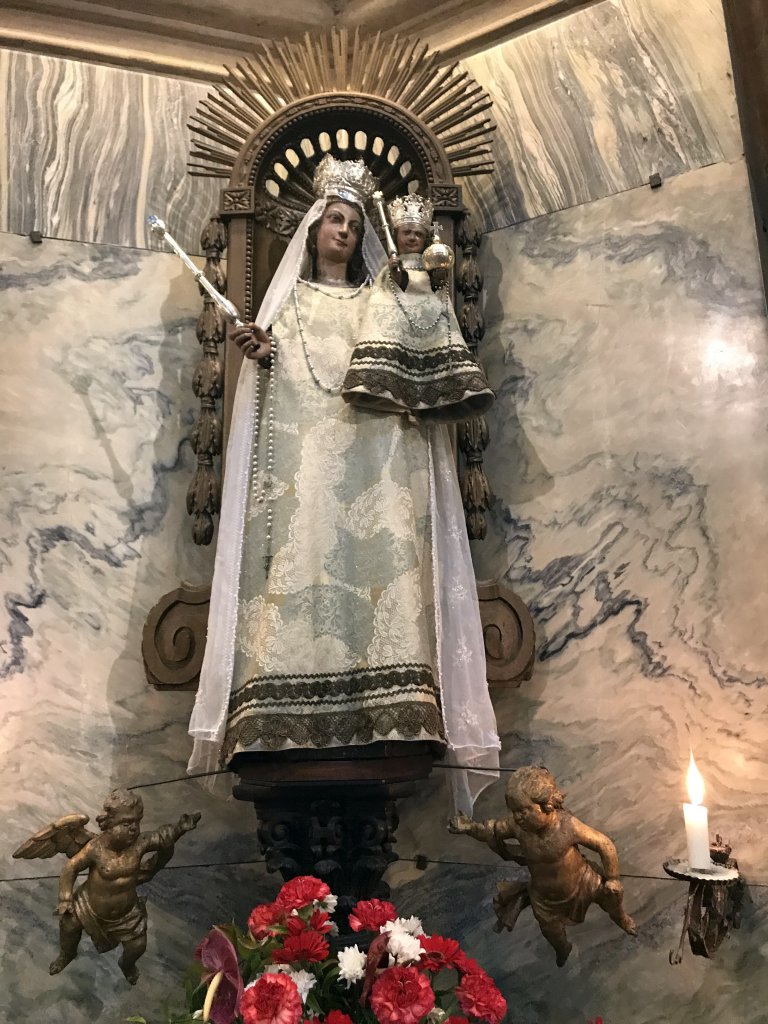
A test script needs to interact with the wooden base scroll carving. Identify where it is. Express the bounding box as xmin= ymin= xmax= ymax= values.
xmin=142 ymin=583 xmax=212 ymax=690
xmin=477 ymin=580 xmax=535 ymax=685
